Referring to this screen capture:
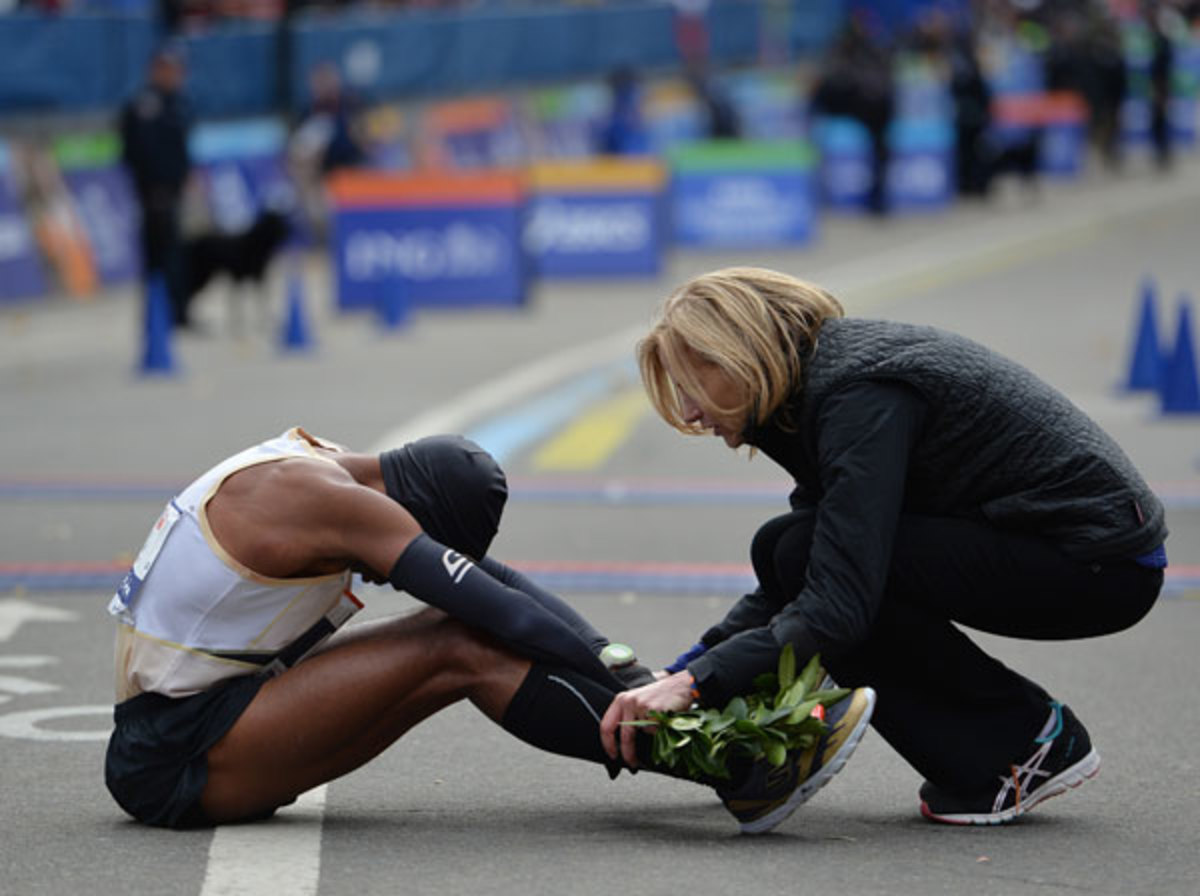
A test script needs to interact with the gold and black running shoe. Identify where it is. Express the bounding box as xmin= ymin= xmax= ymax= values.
xmin=718 ymin=686 xmax=877 ymax=835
